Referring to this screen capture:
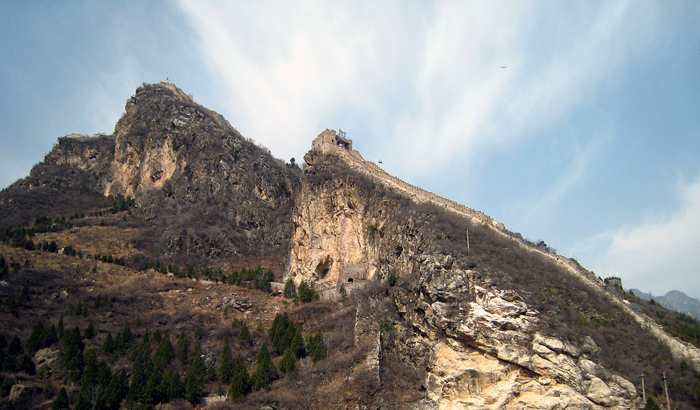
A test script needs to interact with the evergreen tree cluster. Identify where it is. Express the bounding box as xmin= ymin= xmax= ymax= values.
xmin=0 ymin=201 xmax=136 ymax=253
xmin=227 ymin=354 xmax=250 ymax=398
xmin=62 ymin=326 xmax=85 ymax=381
xmin=108 ymin=194 xmax=136 ymax=214
xmin=72 ymin=349 xmax=128 ymax=410
xmin=101 ymin=322 xmax=135 ymax=360
xmin=250 ymin=342 xmax=277 ymax=391
xmin=221 ymin=266 xmax=274 ymax=291
xmin=25 ymin=322 xmax=58 ymax=354
xmin=297 ymin=280 xmax=320 ymax=302
xmin=68 ymin=301 xmax=89 ymax=317
xmin=306 ymin=332 xmax=327 ymax=362
xmin=0 ymin=334 xmax=36 ymax=375
xmin=0 ymin=284 xmax=333 ymax=408
xmin=94 ymin=253 xmax=127 ymax=266
xmin=268 ymin=313 xmax=305 ymax=358
xmin=1 ymin=216 xmax=74 ymax=248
